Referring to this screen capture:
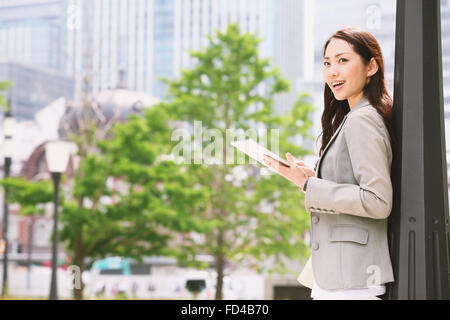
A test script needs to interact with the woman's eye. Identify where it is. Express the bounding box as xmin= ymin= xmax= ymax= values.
xmin=323 ymin=59 xmax=346 ymax=67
